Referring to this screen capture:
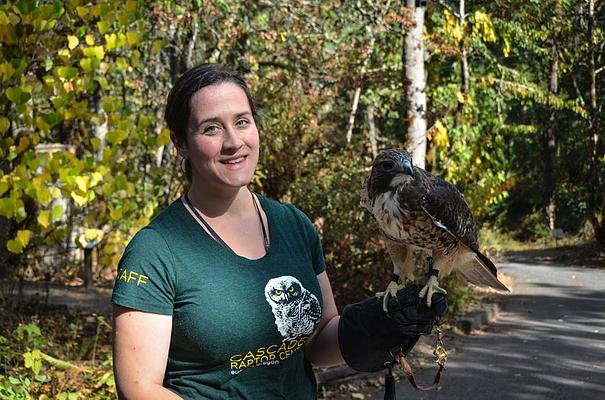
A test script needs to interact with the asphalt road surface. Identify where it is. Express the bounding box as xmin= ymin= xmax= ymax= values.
xmin=370 ymin=261 xmax=605 ymax=400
